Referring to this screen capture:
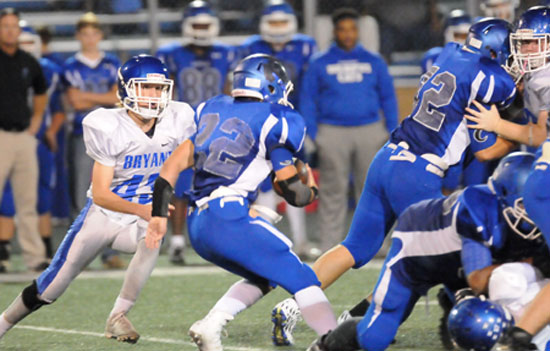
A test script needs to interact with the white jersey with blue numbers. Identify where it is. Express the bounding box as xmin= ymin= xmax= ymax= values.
xmin=190 ymin=95 xmax=306 ymax=204
xmin=83 ymin=101 xmax=196 ymax=223
xmin=391 ymin=43 xmax=516 ymax=169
